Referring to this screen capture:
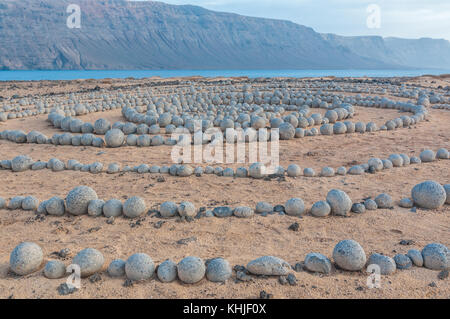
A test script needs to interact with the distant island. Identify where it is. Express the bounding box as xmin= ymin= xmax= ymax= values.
xmin=1 ymin=0 xmax=450 ymax=70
